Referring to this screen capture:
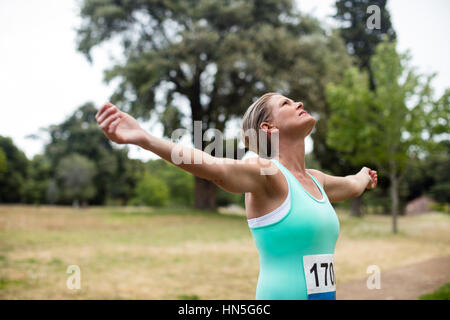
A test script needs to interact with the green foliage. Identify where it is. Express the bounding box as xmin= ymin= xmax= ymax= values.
xmin=0 ymin=136 xmax=29 ymax=203
xmin=75 ymin=0 xmax=352 ymax=128
xmin=428 ymin=184 xmax=450 ymax=205
xmin=22 ymin=155 xmax=52 ymax=204
xmin=311 ymin=0 xmax=397 ymax=188
xmin=77 ymin=0 xmax=307 ymax=125
xmin=326 ymin=41 xmax=446 ymax=176
xmin=130 ymin=172 xmax=169 ymax=207
xmin=56 ymin=153 xmax=97 ymax=204
xmin=0 ymin=147 xmax=6 ymax=174
xmin=146 ymin=159 xmax=194 ymax=206
xmin=45 ymin=102 xmax=117 ymax=204
xmin=429 ymin=202 xmax=450 ymax=214
xmin=106 ymin=151 xmax=147 ymax=205
xmin=325 ymin=40 xmax=450 ymax=223
xmin=159 ymin=105 xmax=184 ymax=139
xmin=177 ymin=294 xmax=199 ymax=300
xmin=216 ymin=188 xmax=244 ymax=207
xmin=419 ymin=282 xmax=450 ymax=300
xmin=44 ymin=102 xmax=146 ymax=205
xmin=325 ymin=67 xmax=374 ymax=164
xmin=144 ymin=154 xmax=248 ymax=208
xmin=334 ymin=0 xmax=396 ymax=88
xmin=400 ymin=142 xmax=450 ymax=204
xmin=76 ymin=0 xmax=355 ymax=209
xmin=77 ymin=6 xmax=351 ymax=141
xmin=428 ymin=89 xmax=450 ymax=137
